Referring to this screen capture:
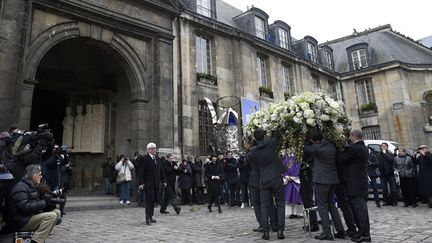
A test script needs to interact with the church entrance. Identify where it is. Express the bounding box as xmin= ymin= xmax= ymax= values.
xmin=30 ymin=37 xmax=133 ymax=191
